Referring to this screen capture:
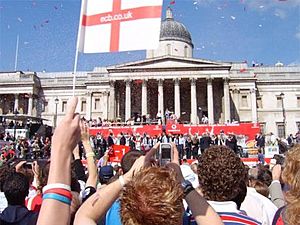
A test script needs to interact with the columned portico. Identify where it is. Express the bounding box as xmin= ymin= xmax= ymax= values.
xmin=190 ymin=78 xmax=197 ymax=124
xmin=207 ymin=78 xmax=214 ymax=124
xmin=27 ymin=94 xmax=33 ymax=116
xmin=250 ymin=88 xmax=257 ymax=123
xmin=108 ymin=81 xmax=115 ymax=120
xmin=125 ymin=80 xmax=131 ymax=121
xmin=158 ymin=79 xmax=164 ymax=116
xmin=14 ymin=94 xmax=19 ymax=112
xmin=223 ymin=78 xmax=231 ymax=123
xmin=174 ymin=78 xmax=180 ymax=119
xmin=142 ymin=80 xmax=148 ymax=116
